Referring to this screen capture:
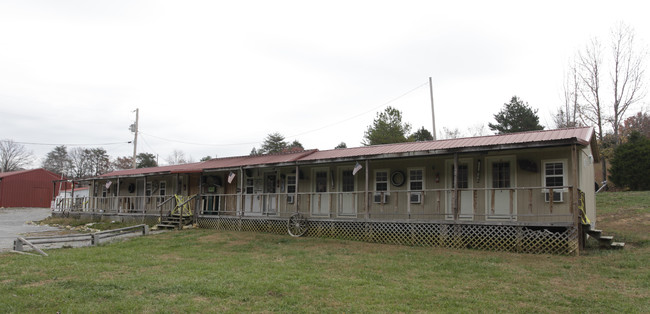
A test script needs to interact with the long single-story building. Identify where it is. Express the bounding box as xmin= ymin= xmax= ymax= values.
xmin=56 ymin=127 xmax=602 ymax=254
